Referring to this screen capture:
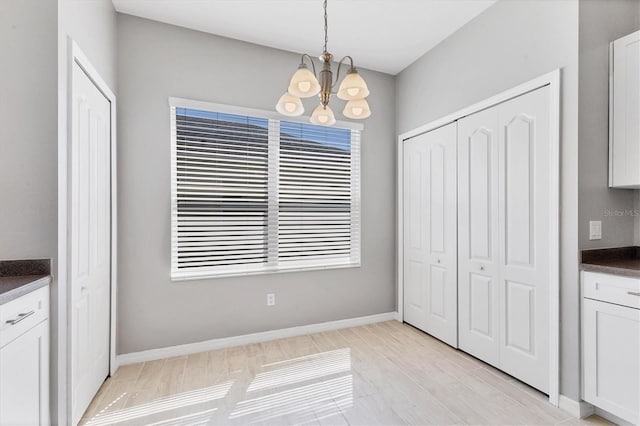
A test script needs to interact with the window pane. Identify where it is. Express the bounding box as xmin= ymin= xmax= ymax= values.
xmin=174 ymin=108 xmax=269 ymax=272
xmin=278 ymin=122 xmax=353 ymax=264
